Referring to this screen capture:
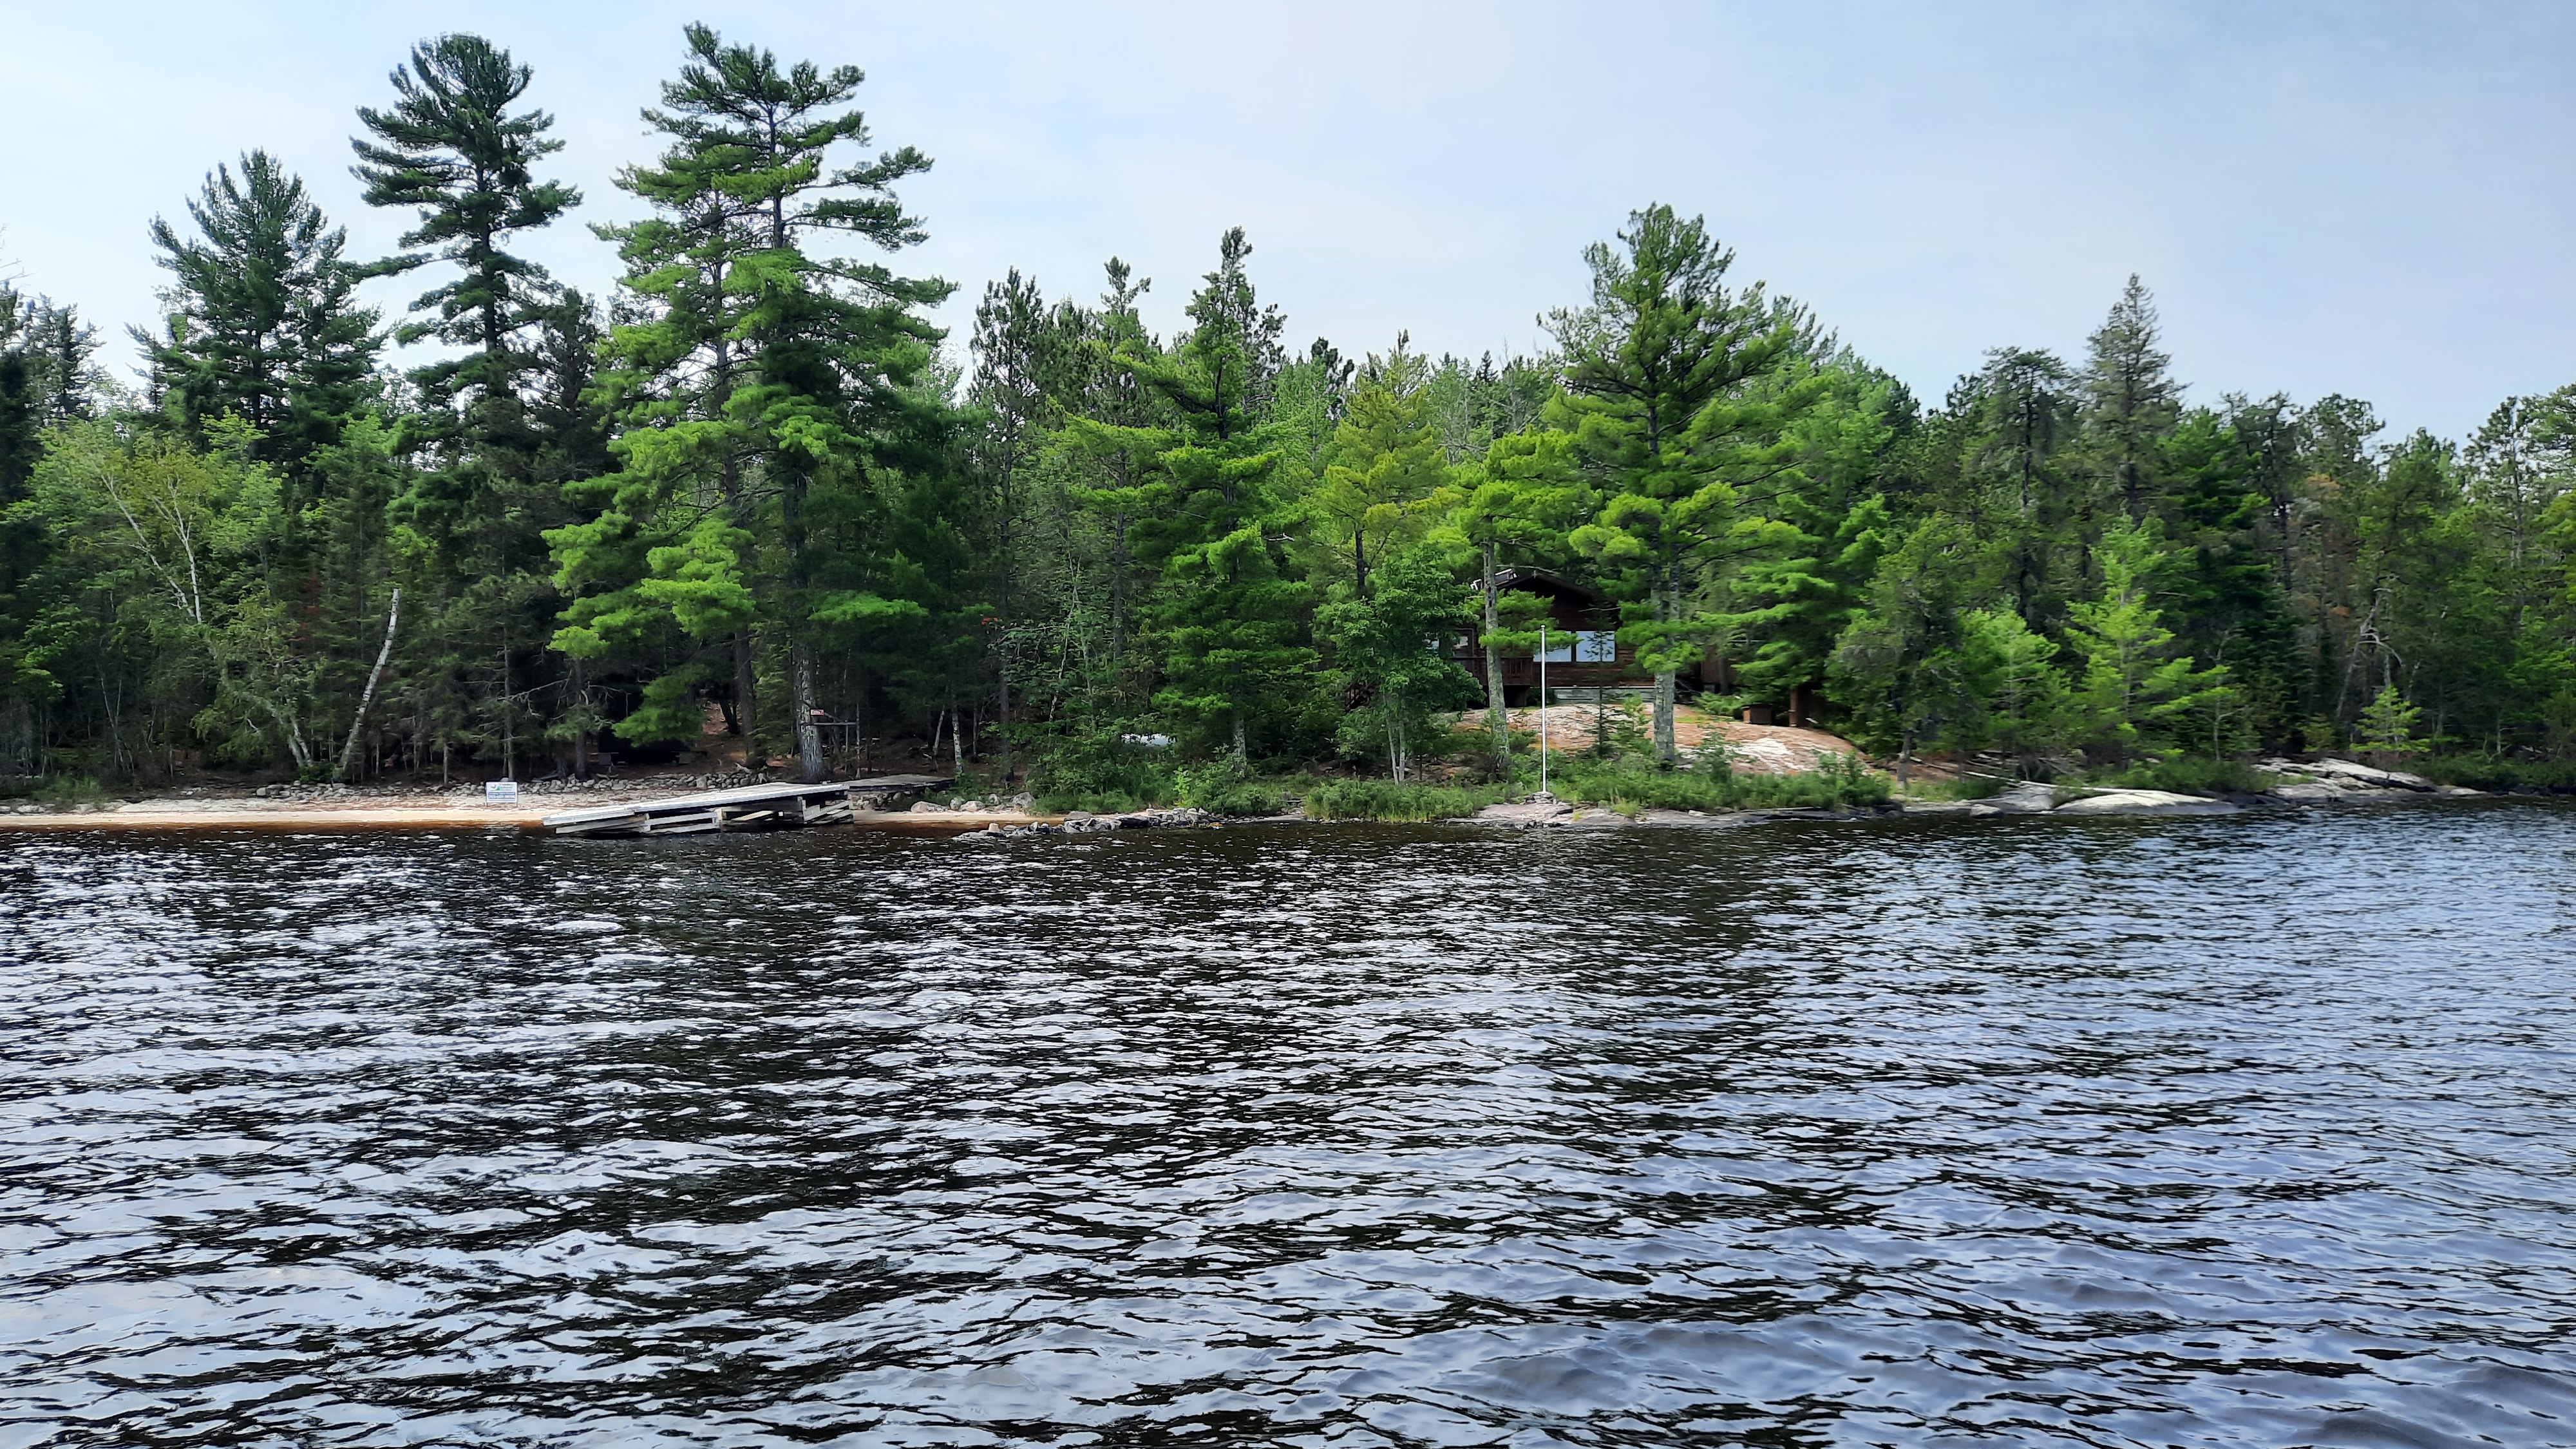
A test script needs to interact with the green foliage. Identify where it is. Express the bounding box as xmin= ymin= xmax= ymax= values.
xmin=1319 ymin=542 xmax=1480 ymax=778
xmin=1031 ymin=733 xmax=1177 ymax=814
xmin=12 ymin=75 xmax=2576 ymax=797
xmin=2099 ymin=756 xmax=2273 ymax=796
xmin=1551 ymin=203 xmax=1825 ymax=762
xmin=1549 ymin=752 xmax=1887 ymax=812
xmin=1303 ymin=778 xmax=1503 ymax=821
xmin=32 ymin=775 xmax=107 ymax=809
xmin=2065 ymin=517 xmax=2230 ymax=760
xmin=2356 ymin=683 xmax=2423 ymax=760
xmin=2414 ymin=755 xmax=2576 ymax=792
xmin=1182 ymin=773 xmax=1286 ymax=817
